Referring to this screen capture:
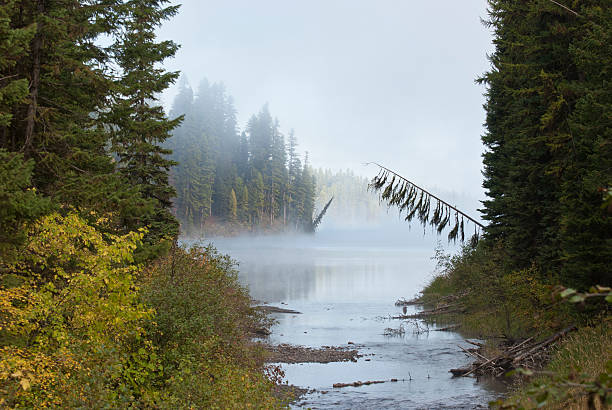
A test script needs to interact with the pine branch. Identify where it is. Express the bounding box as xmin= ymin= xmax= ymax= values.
xmin=366 ymin=163 xmax=484 ymax=243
